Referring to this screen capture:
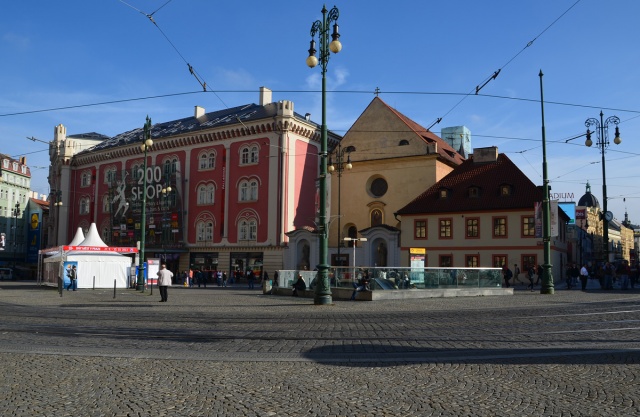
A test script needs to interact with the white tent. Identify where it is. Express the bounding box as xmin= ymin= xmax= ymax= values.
xmin=41 ymin=223 xmax=135 ymax=289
